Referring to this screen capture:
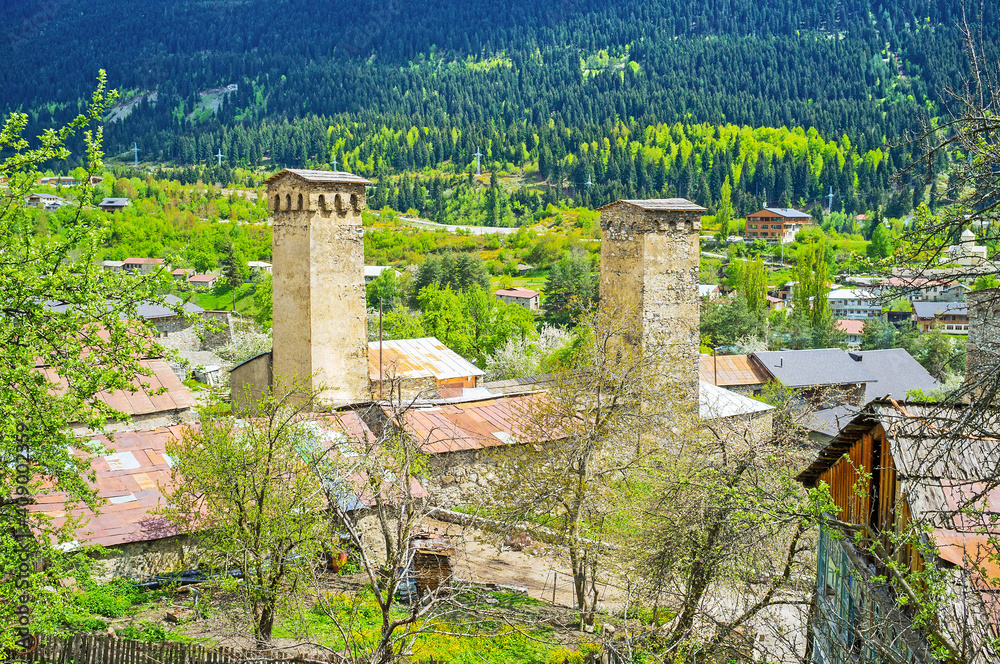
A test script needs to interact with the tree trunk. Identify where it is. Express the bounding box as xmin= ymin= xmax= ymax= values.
xmin=256 ymin=603 xmax=275 ymax=649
